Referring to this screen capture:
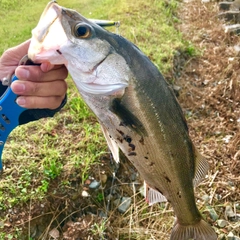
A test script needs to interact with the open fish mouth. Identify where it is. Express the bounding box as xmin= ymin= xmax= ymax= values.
xmin=29 ymin=1 xmax=117 ymax=65
xmin=28 ymin=3 xmax=68 ymax=64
